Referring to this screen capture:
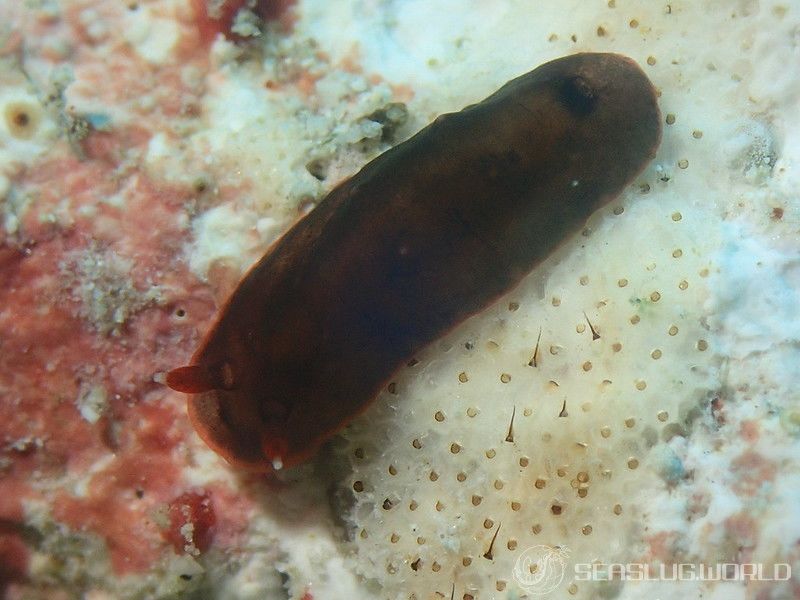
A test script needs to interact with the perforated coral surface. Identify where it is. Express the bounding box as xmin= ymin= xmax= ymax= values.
xmin=339 ymin=189 xmax=721 ymax=598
